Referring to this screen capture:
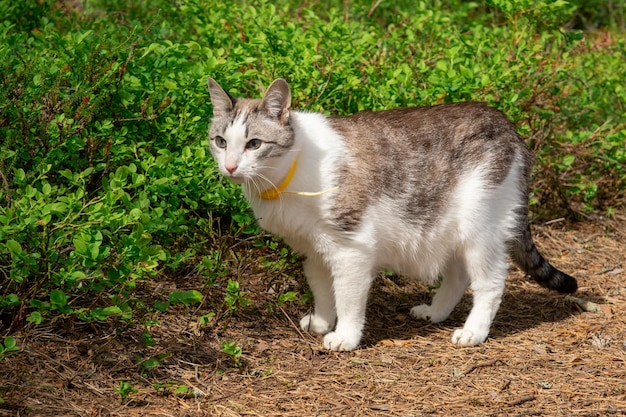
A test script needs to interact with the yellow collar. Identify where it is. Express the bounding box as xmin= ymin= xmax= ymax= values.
xmin=257 ymin=159 xmax=298 ymax=200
